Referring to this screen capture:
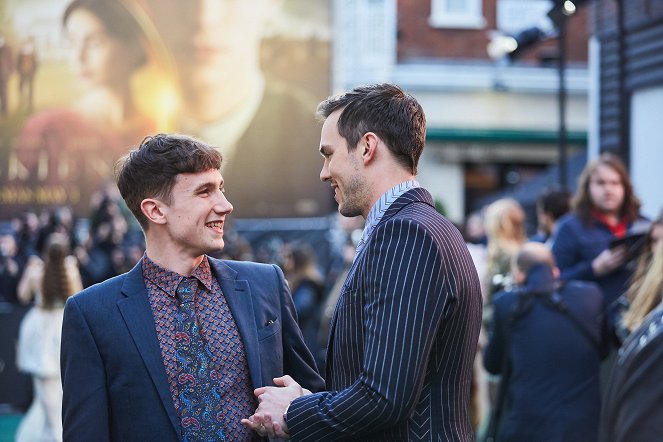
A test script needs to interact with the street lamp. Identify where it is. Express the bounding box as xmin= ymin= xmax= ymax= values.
xmin=486 ymin=0 xmax=589 ymax=189
xmin=547 ymin=0 xmax=588 ymax=189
